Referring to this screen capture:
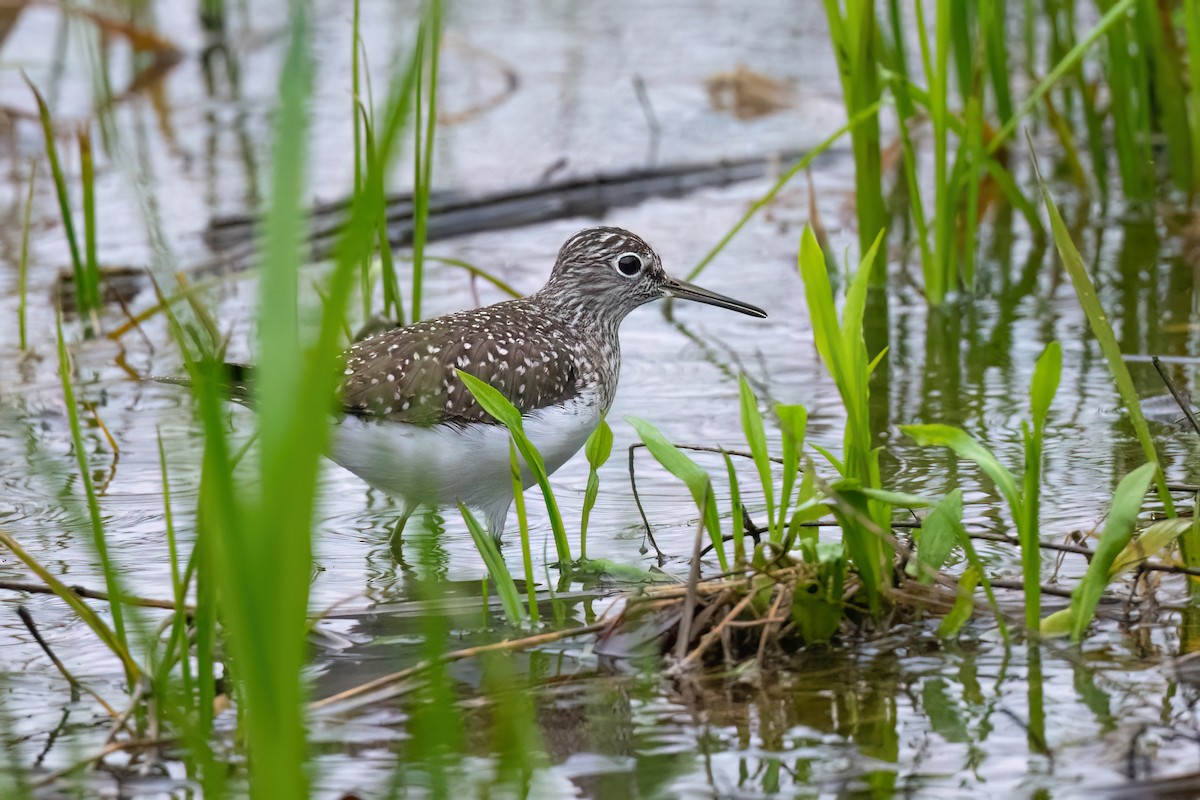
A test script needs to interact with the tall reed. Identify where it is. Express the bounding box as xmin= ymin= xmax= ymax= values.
xmin=822 ymin=0 xmax=887 ymax=286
